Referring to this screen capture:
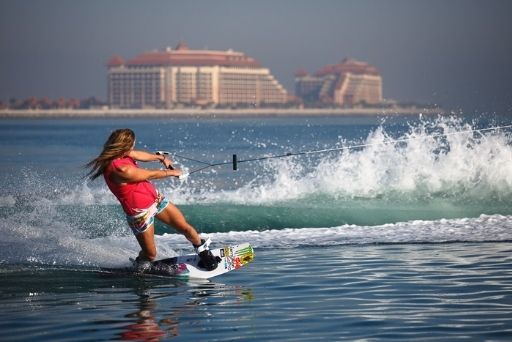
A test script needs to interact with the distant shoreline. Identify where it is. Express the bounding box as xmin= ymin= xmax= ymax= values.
xmin=0 ymin=107 xmax=444 ymax=118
